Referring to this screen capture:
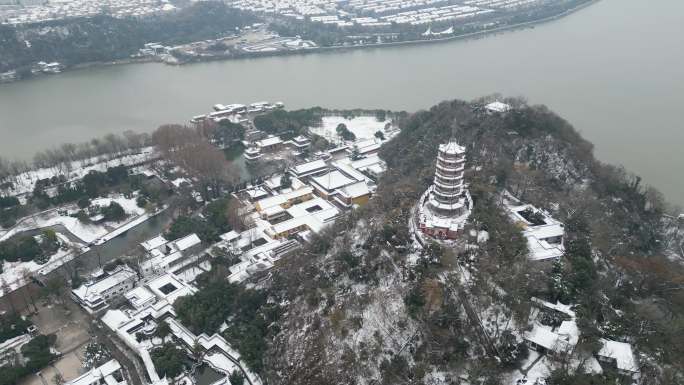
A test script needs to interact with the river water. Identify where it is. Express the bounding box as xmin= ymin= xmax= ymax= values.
xmin=0 ymin=0 xmax=683 ymax=206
